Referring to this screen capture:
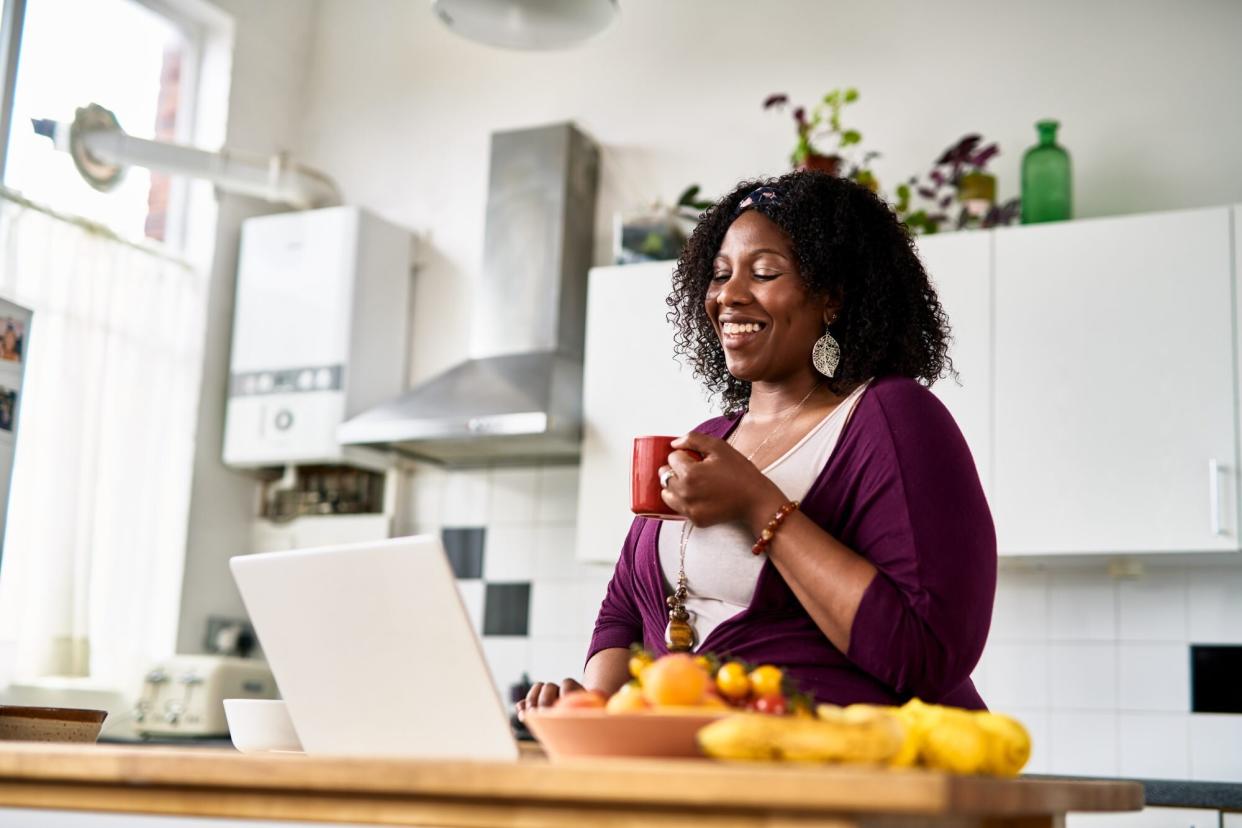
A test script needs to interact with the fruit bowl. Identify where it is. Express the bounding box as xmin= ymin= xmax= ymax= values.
xmin=0 ymin=706 xmax=107 ymax=743
xmin=524 ymin=708 xmax=730 ymax=761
